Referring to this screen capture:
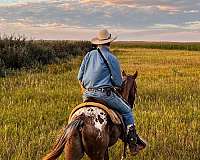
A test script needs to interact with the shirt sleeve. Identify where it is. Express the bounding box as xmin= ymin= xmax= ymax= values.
xmin=77 ymin=53 xmax=89 ymax=81
xmin=108 ymin=55 xmax=123 ymax=87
